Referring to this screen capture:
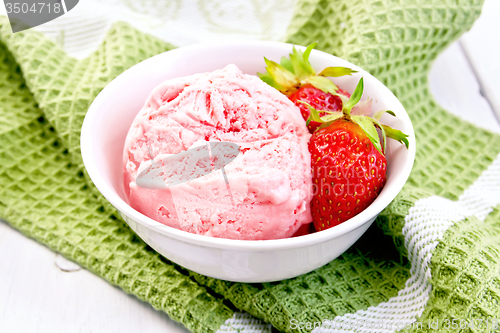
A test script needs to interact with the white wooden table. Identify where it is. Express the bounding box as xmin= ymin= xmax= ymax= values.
xmin=1 ymin=1 xmax=500 ymax=331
